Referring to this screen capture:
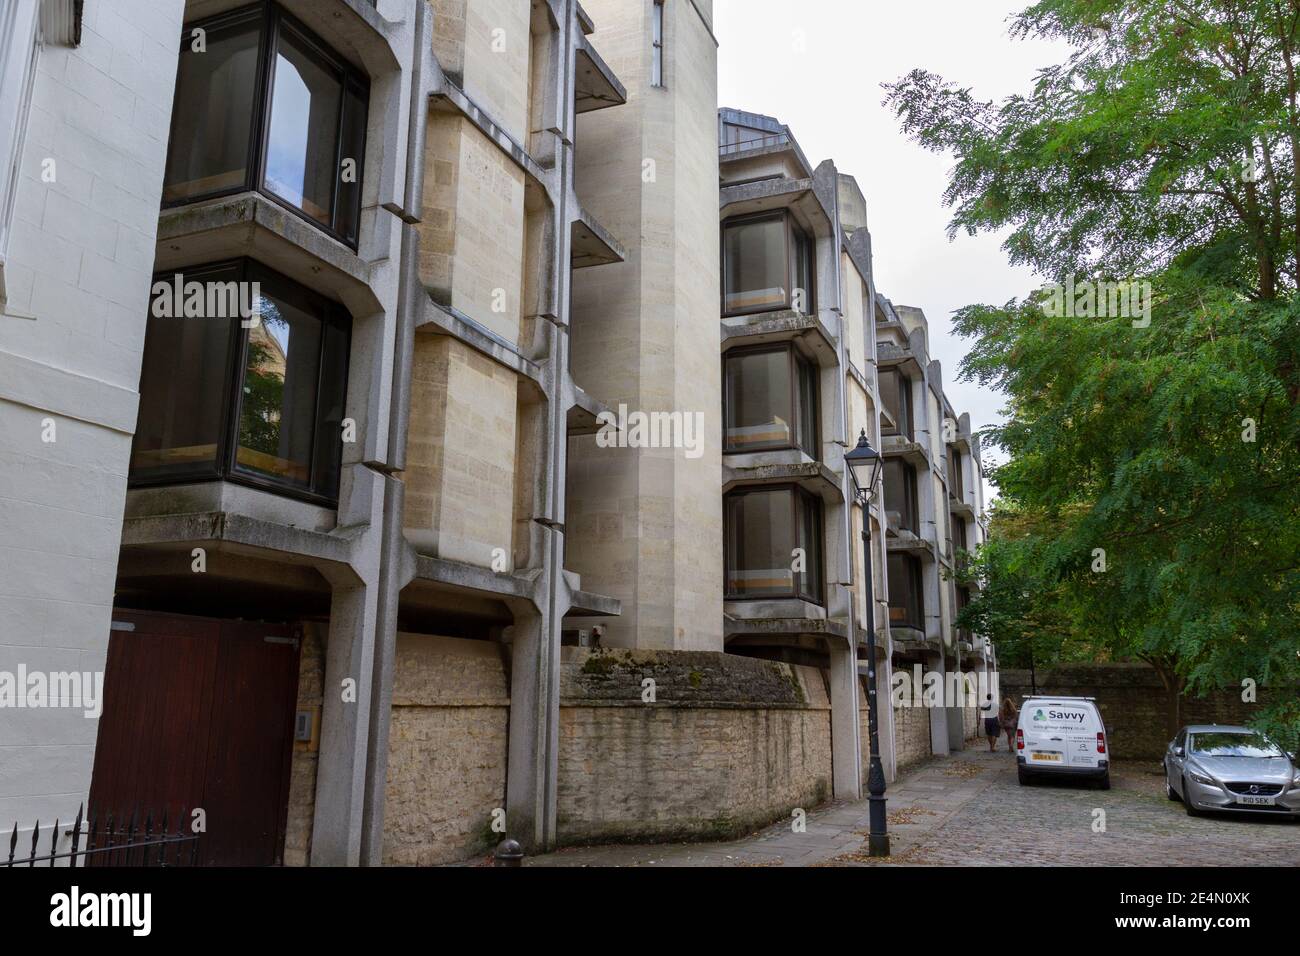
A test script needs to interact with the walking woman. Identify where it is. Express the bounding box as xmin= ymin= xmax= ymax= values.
xmin=999 ymin=697 xmax=1019 ymax=752
xmin=980 ymin=693 xmax=999 ymax=751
